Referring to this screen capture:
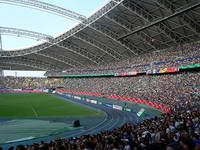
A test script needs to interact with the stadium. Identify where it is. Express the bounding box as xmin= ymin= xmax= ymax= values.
xmin=0 ymin=0 xmax=200 ymax=149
